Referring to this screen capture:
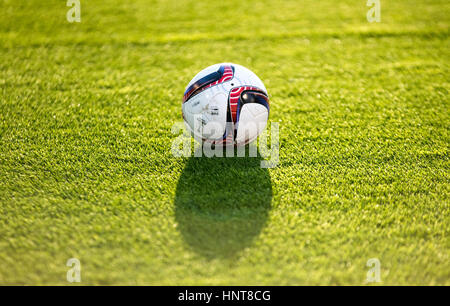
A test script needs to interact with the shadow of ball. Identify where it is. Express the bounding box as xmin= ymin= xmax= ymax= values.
xmin=174 ymin=155 xmax=272 ymax=259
